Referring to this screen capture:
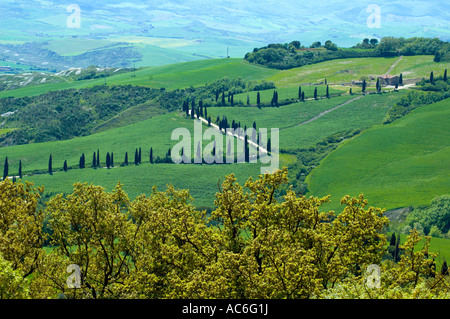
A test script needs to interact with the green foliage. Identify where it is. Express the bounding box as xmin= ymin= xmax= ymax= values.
xmin=376 ymin=37 xmax=450 ymax=57
xmin=385 ymin=79 xmax=449 ymax=123
xmin=0 ymin=85 xmax=162 ymax=146
xmin=245 ymin=44 xmax=379 ymax=70
xmin=246 ymin=37 xmax=450 ymax=70
xmin=0 ymin=168 xmax=396 ymax=299
xmin=405 ymin=196 xmax=450 ymax=236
